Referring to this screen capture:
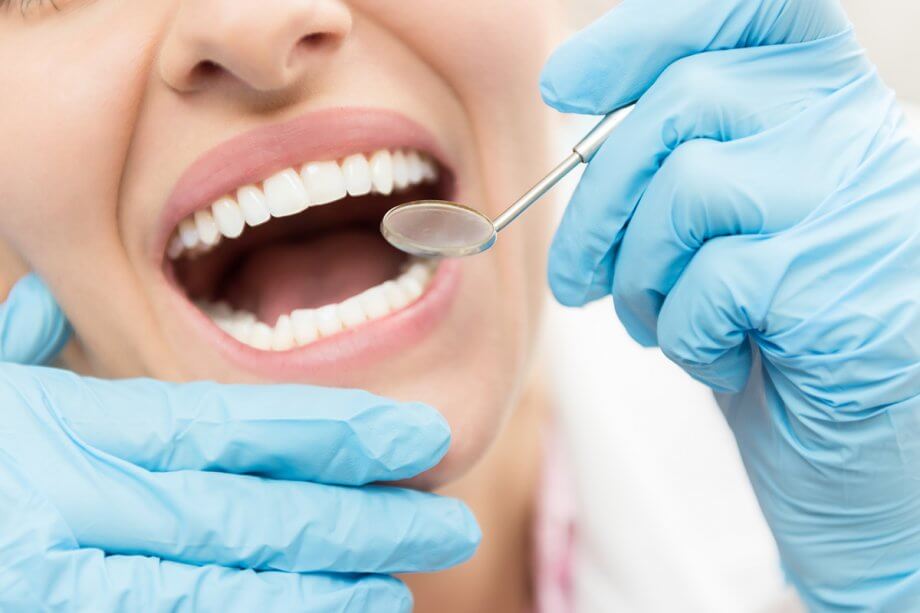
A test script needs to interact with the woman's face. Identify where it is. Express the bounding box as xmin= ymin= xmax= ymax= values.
xmin=0 ymin=0 xmax=560 ymax=486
